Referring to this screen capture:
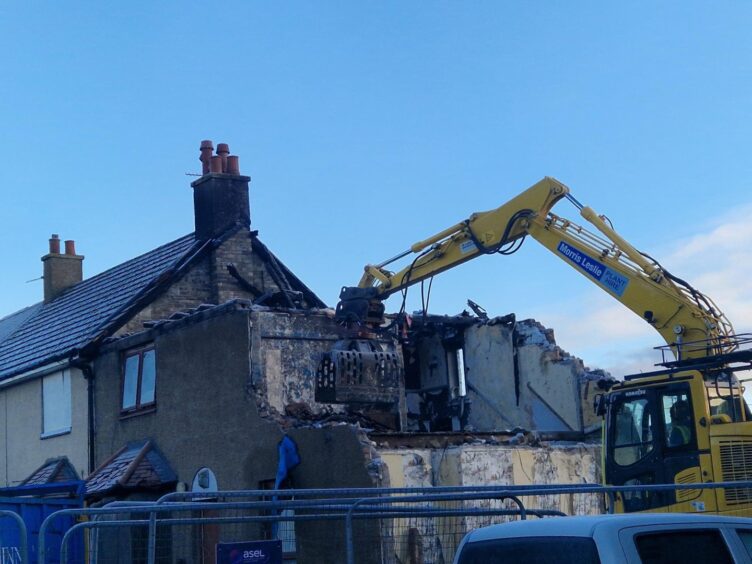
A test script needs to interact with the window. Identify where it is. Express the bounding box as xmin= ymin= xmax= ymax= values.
xmin=708 ymin=383 xmax=746 ymax=423
xmin=661 ymin=391 xmax=694 ymax=448
xmin=121 ymin=346 xmax=156 ymax=413
xmin=736 ymin=529 xmax=752 ymax=557
xmin=613 ymin=396 xmax=654 ymax=466
xmin=456 ymin=537 xmax=600 ymax=564
xmin=635 ymin=530 xmax=733 ymax=563
xmin=42 ymin=369 xmax=71 ymax=437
